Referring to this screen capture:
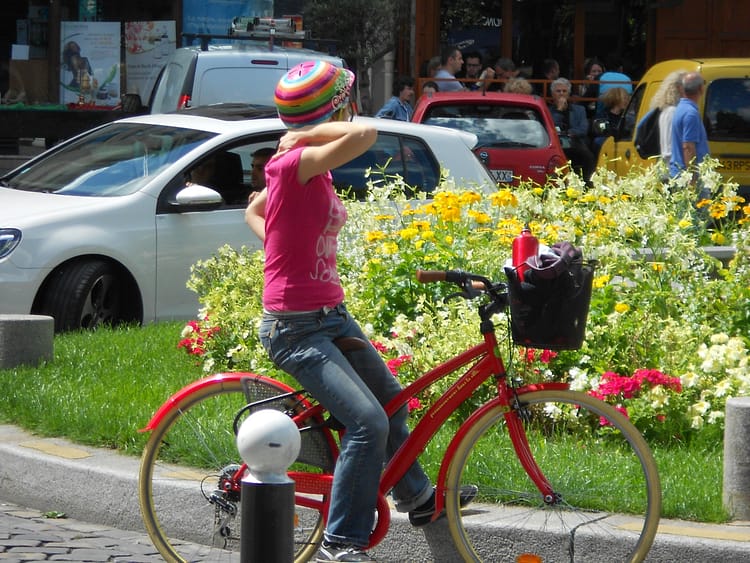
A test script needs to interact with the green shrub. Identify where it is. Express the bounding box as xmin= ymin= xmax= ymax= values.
xmin=179 ymin=160 xmax=750 ymax=443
